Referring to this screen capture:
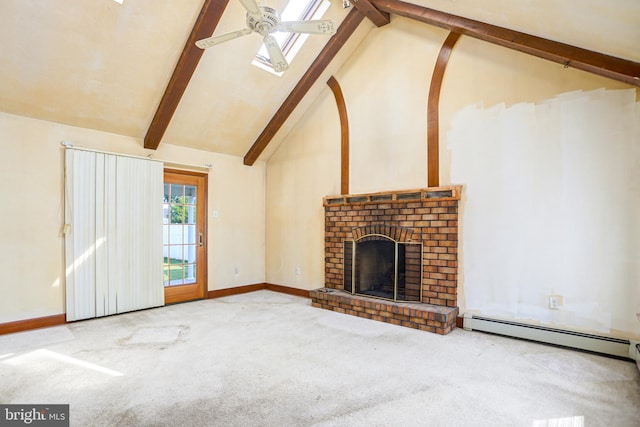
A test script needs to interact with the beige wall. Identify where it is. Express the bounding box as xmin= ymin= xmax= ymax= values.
xmin=265 ymin=90 xmax=341 ymax=288
xmin=265 ymin=11 xmax=640 ymax=339
xmin=0 ymin=112 xmax=265 ymax=323
xmin=2 ymin=0 xmax=638 ymax=339
xmin=344 ymin=20 xmax=445 ymax=193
